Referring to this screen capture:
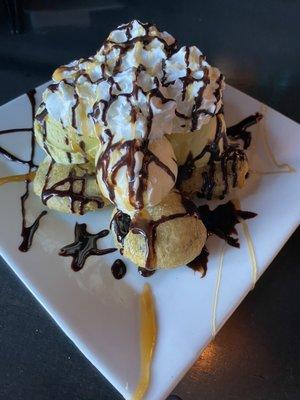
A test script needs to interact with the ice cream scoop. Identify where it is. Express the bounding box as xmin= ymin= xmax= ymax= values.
xmin=111 ymin=190 xmax=207 ymax=269
xmin=96 ymin=135 xmax=177 ymax=214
